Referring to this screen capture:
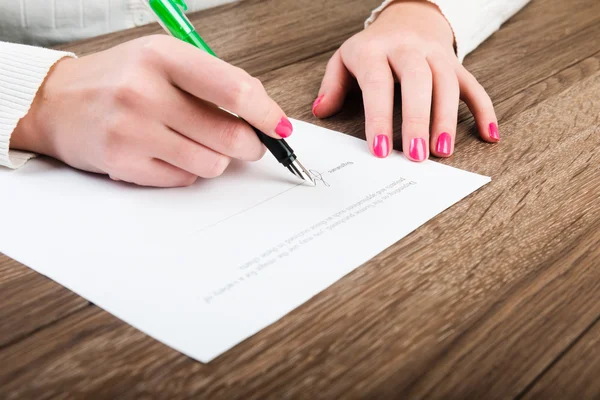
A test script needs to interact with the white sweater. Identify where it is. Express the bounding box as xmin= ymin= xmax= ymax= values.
xmin=0 ymin=0 xmax=530 ymax=169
